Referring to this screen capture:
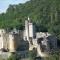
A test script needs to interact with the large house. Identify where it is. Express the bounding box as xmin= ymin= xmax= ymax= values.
xmin=0 ymin=17 xmax=57 ymax=57
xmin=0 ymin=29 xmax=23 ymax=52
xmin=23 ymin=17 xmax=57 ymax=57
